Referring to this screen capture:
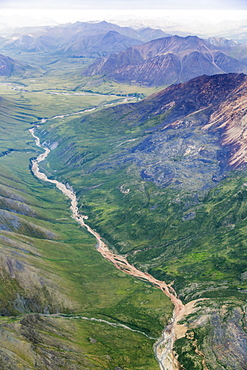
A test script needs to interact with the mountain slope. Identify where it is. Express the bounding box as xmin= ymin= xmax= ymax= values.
xmin=44 ymin=73 xmax=247 ymax=193
xmin=136 ymin=27 xmax=170 ymax=42
xmin=36 ymin=73 xmax=247 ymax=369
xmin=0 ymin=53 xmax=33 ymax=76
xmin=85 ymin=35 xmax=246 ymax=86
xmin=61 ymin=30 xmax=143 ymax=57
